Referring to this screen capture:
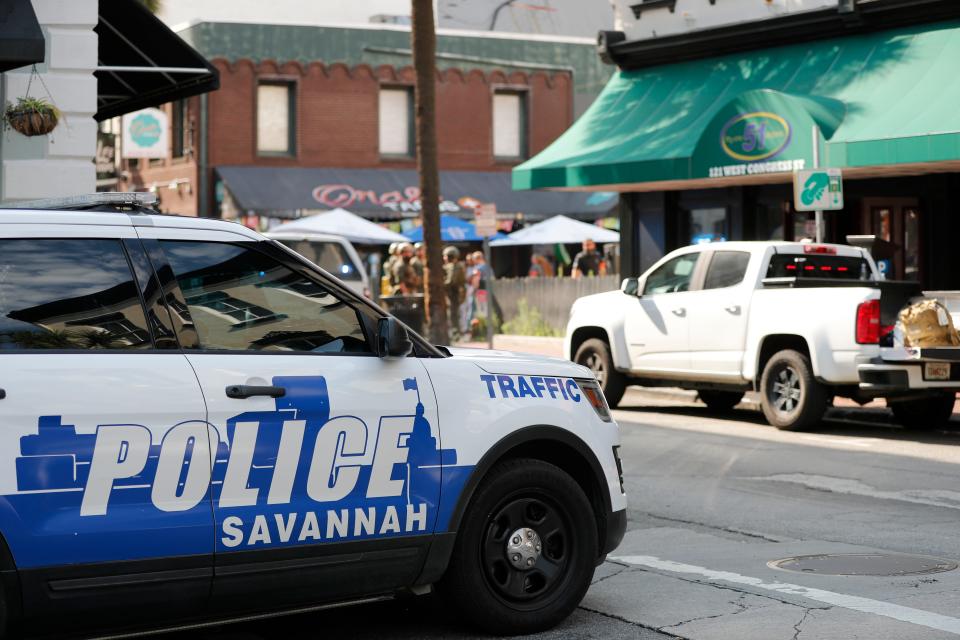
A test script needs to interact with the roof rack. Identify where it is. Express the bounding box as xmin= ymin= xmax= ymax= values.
xmin=0 ymin=192 xmax=160 ymax=212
